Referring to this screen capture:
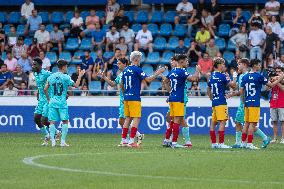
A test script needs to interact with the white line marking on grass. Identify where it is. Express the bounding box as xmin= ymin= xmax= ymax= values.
xmin=22 ymin=152 xmax=283 ymax=185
